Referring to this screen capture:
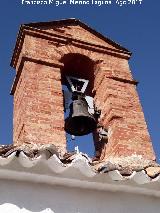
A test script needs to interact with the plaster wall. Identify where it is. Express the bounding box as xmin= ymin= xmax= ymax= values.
xmin=0 ymin=179 xmax=159 ymax=213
